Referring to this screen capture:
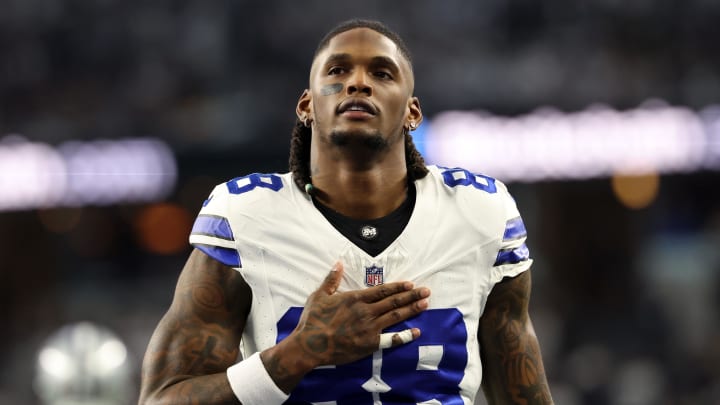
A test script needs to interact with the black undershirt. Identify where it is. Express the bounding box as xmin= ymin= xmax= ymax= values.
xmin=313 ymin=184 xmax=416 ymax=257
